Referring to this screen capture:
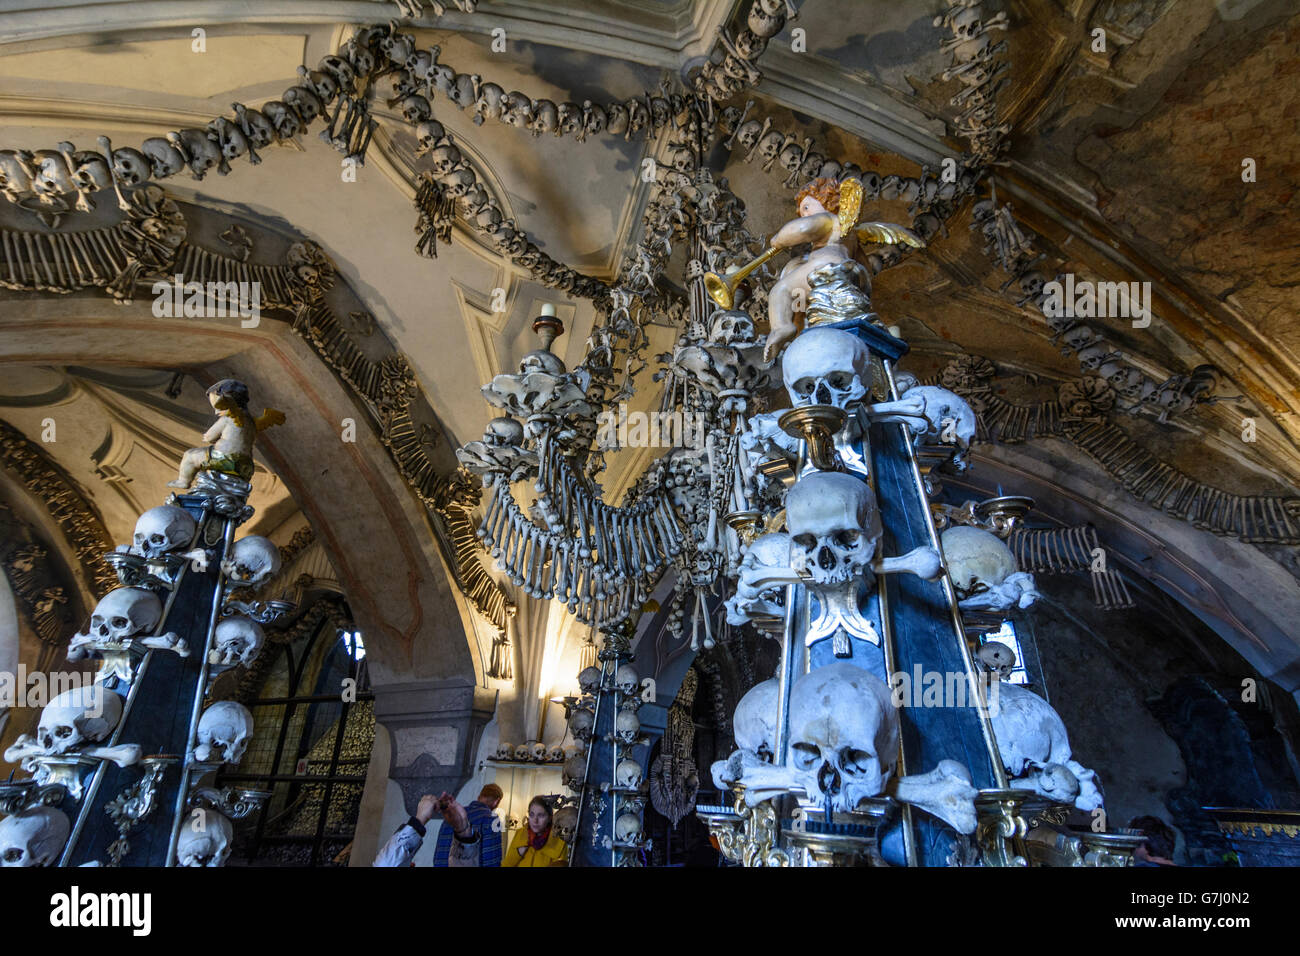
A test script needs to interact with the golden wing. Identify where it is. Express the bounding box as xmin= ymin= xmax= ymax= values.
xmin=254 ymin=408 xmax=286 ymax=431
xmin=855 ymin=221 xmax=926 ymax=248
xmin=837 ymin=178 xmax=863 ymax=238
